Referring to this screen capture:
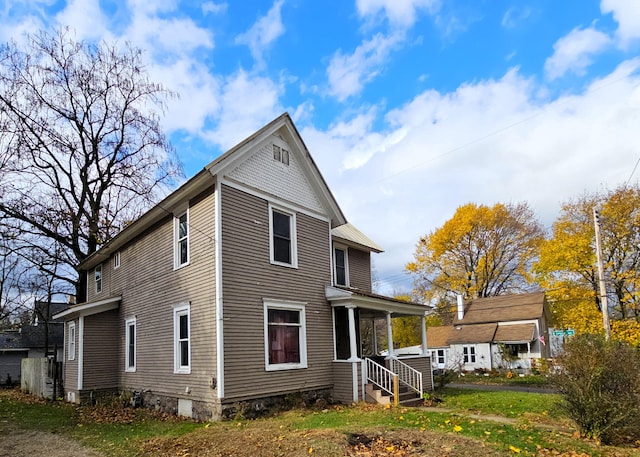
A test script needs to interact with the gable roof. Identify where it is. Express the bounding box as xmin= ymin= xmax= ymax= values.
xmin=454 ymin=292 xmax=547 ymax=325
xmin=447 ymin=323 xmax=498 ymax=344
xmin=426 ymin=326 xmax=453 ymax=348
xmin=332 ymin=223 xmax=384 ymax=253
xmin=80 ymin=113 xmax=347 ymax=270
